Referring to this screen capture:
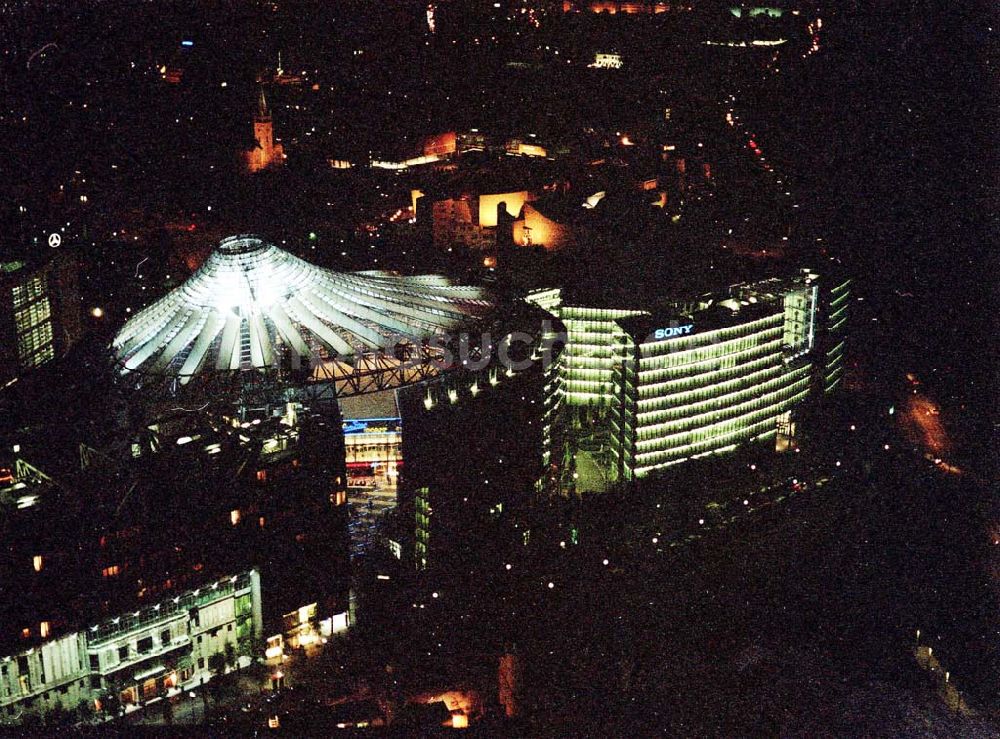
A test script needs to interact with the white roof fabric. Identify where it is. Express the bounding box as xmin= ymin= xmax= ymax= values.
xmin=112 ymin=235 xmax=490 ymax=383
